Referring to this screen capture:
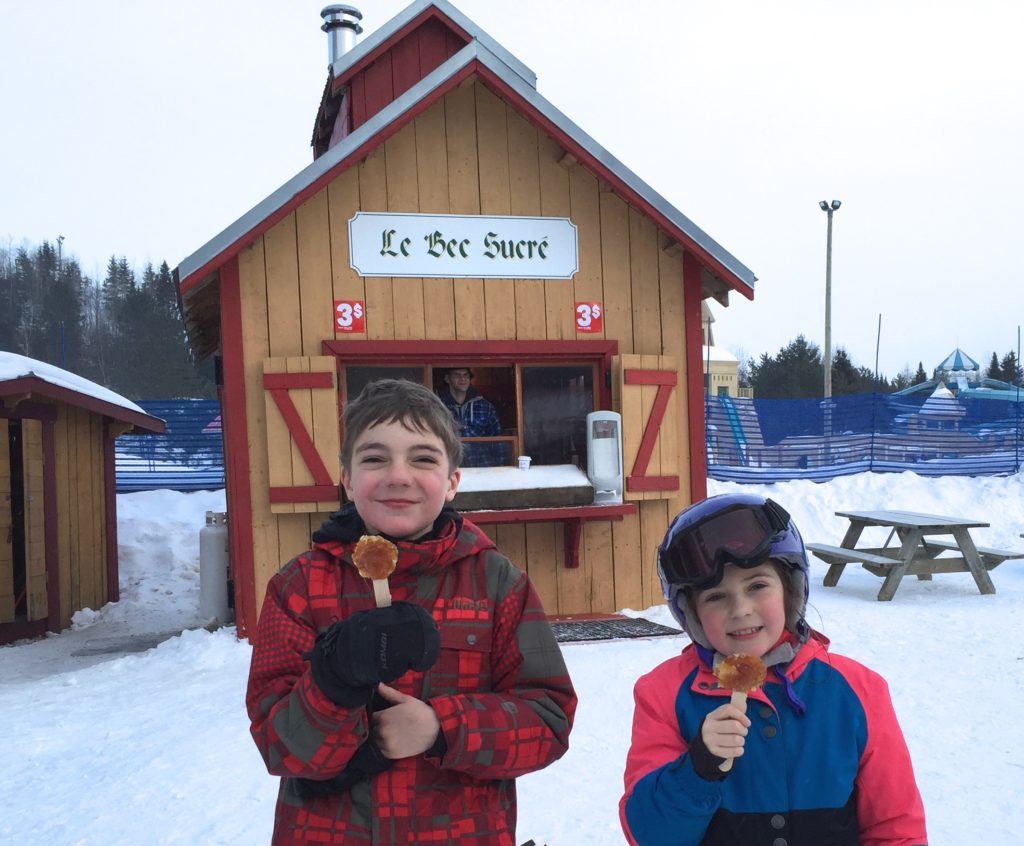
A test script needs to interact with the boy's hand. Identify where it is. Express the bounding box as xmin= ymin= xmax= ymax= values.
xmin=307 ymin=602 xmax=440 ymax=706
xmin=373 ymin=684 xmax=442 ymax=759
xmin=701 ymin=702 xmax=750 ymax=764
